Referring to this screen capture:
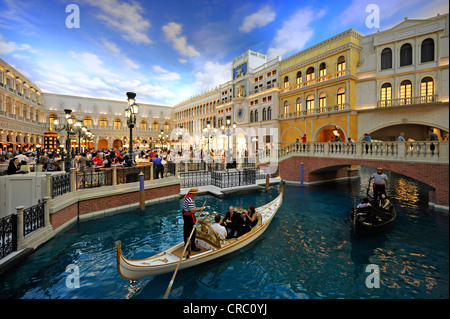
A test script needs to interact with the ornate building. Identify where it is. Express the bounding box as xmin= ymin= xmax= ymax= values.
xmin=356 ymin=13 xmax=449 ymax=141
xmin=0 ymin=58 xmax=46 ymax=152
